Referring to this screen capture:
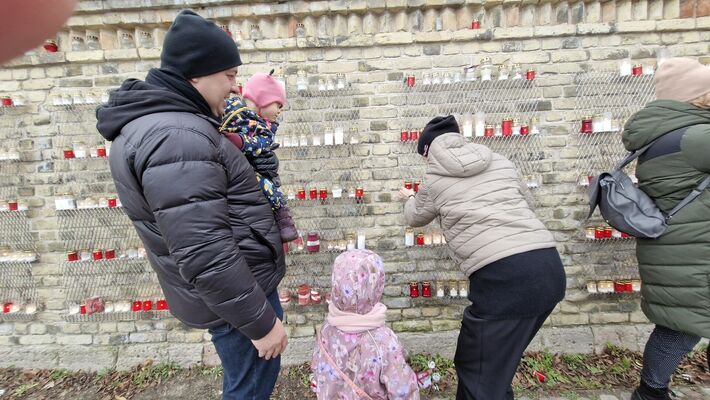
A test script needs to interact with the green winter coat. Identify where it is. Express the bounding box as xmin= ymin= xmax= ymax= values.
xmin=622 ymin=100 xmax=710 ymax=338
